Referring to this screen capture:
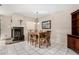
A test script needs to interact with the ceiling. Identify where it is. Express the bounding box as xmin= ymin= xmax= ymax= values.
xmin=0 ymin=4 xmax=79 ymax=18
